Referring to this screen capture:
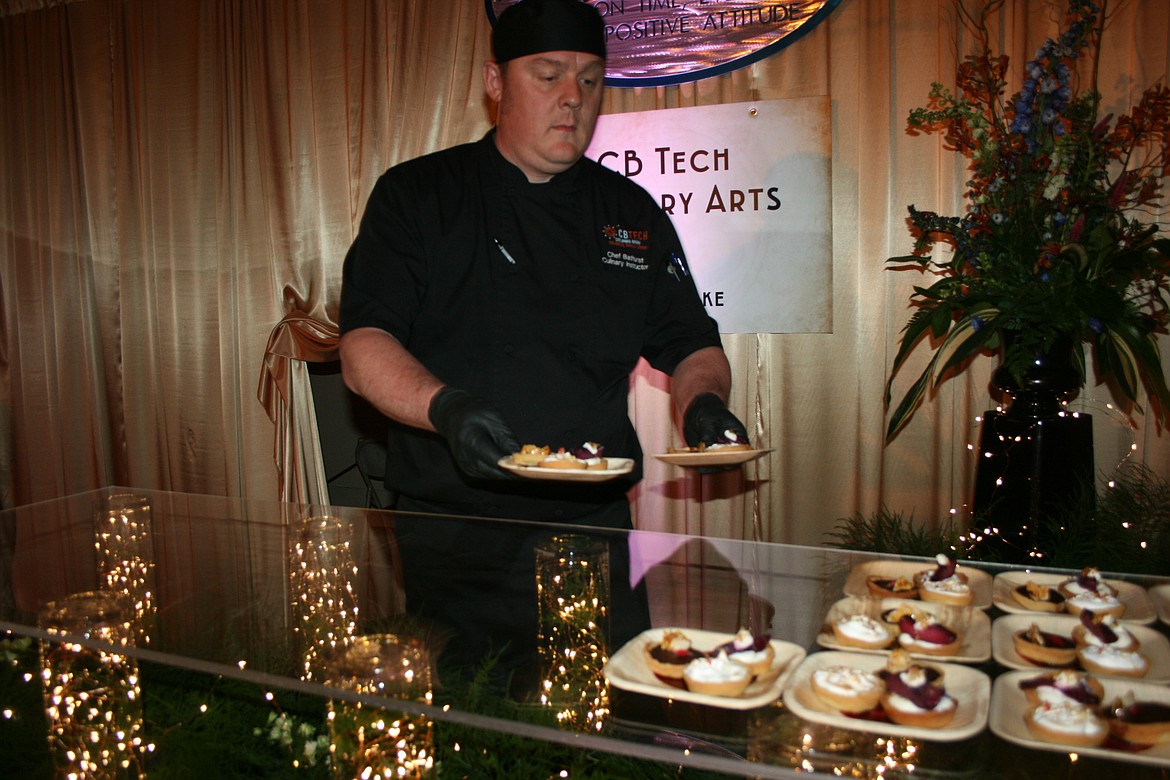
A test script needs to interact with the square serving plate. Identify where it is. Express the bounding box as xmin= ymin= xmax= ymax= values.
xmin=602 ymin=627 xmax=805 ymax=710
